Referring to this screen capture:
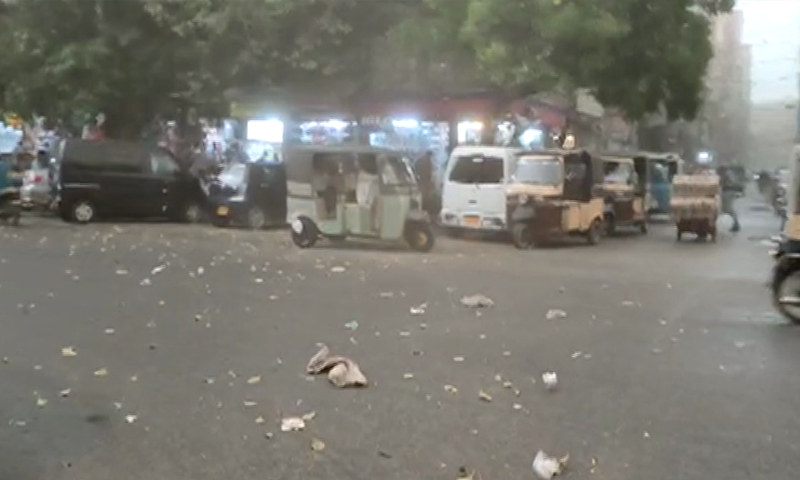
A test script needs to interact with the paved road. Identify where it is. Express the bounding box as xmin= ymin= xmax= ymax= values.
xmin=1 ymin=204 xmax=797 ymax=480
